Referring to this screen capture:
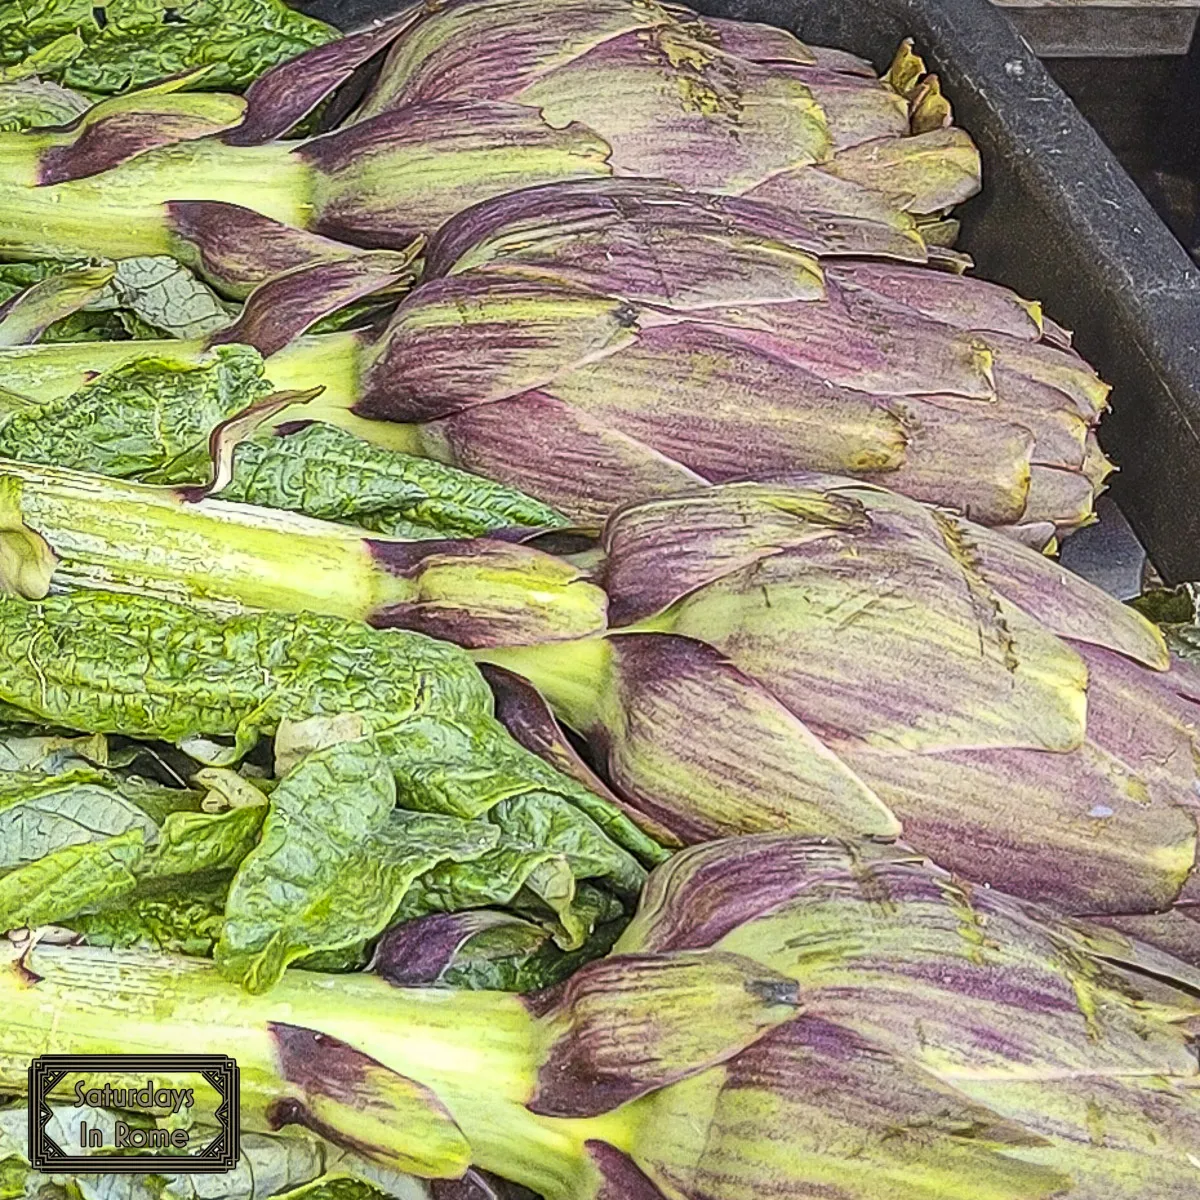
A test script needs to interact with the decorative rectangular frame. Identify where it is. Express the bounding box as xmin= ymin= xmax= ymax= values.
xmin=27 ymin=1054 xmax=240 ymax=1173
